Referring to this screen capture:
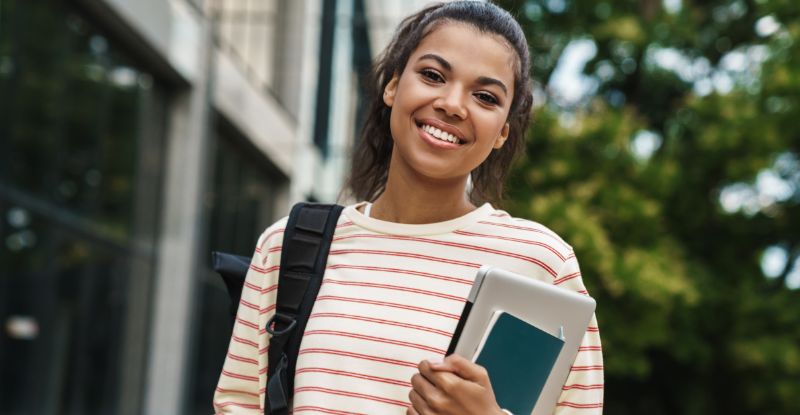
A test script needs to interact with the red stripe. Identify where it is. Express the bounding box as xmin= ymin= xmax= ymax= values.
xmin=556 ymin=402 xmax=604 ymax=408
xmin=327 ymin=264 xmax=473 ymax=285
xmin=323 ymin=279 xmax=464 ymax=302
xmin=236 ymin=318 xmax=259 ymax=330
xmin=239 ymin=299 xmax=259 ymax=311
xmin=315 ymin=295 xmax=460 ymax=320
xmin=294 ymin=386 xmax=409 ymax=408
xmin=298 ymin=348 xmax=419 ymax=368
xmin=244 ymin=282 xmax=278 ymax=294
xmin=259 ymin=304 xmax=276 ymax=315
xmin=232 ymin=335 xmax=258 ymax=348
xmin=221 ymin=369 xmax=258 ymax=382
xmin=579 ymin=346 xmax=602 ymax=352
xmin=243 ymin=281 xmax=260 ymax=293
xmin=586 ymin=326 xmax=599 ymax=332
xmin=215 ymin=401 xmax=260 ymax=409
xmin=554 ymin=272 xmax=582 ymax=285
xmin=215 ymin=386 xmax=259 ymax=397
xmin=453 ymin=230 xmax=567 ymax=260
xmin=310 ymin=312 xmax=451 ymax=337
xmin=252 ymin=264 xmax=280 ymax=274
xmin=329 ymin=249 xmax=480 ymax=268
xmin=571 ymin=365 xmax=604 ymax=371
xmin=227 ymin=352 xmax=258 ymax=365
xmin=333 ymin=234 xmax=557 ymax=277
xmin=562 ymin=384 xmax=604 ymax=391
xmin=293 ymin=406 xmax=366 ymax=415
xmin=477 ymin=220 xmax=570 ymax=249
xmin=249 ymin=263 xmax=279 ymax=274
xmin=295 ymin=367 xmax=411 ymax=387
xmin=304 ymin=329 xmax=446 ymax=354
